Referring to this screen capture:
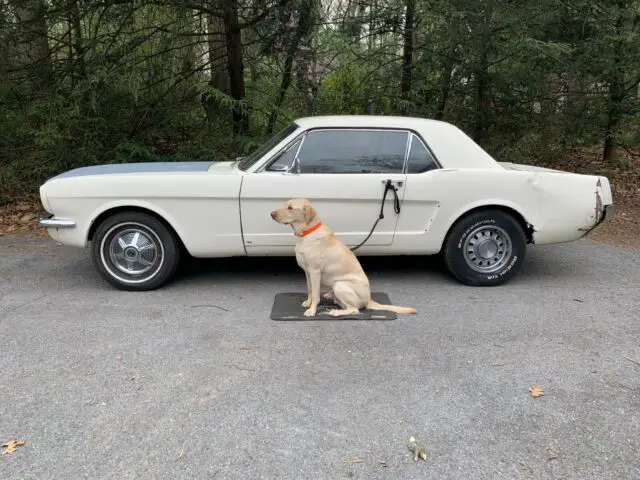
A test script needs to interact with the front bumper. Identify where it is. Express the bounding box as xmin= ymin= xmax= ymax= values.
xmin=37 ymin=215 xmax=76 ymax=229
